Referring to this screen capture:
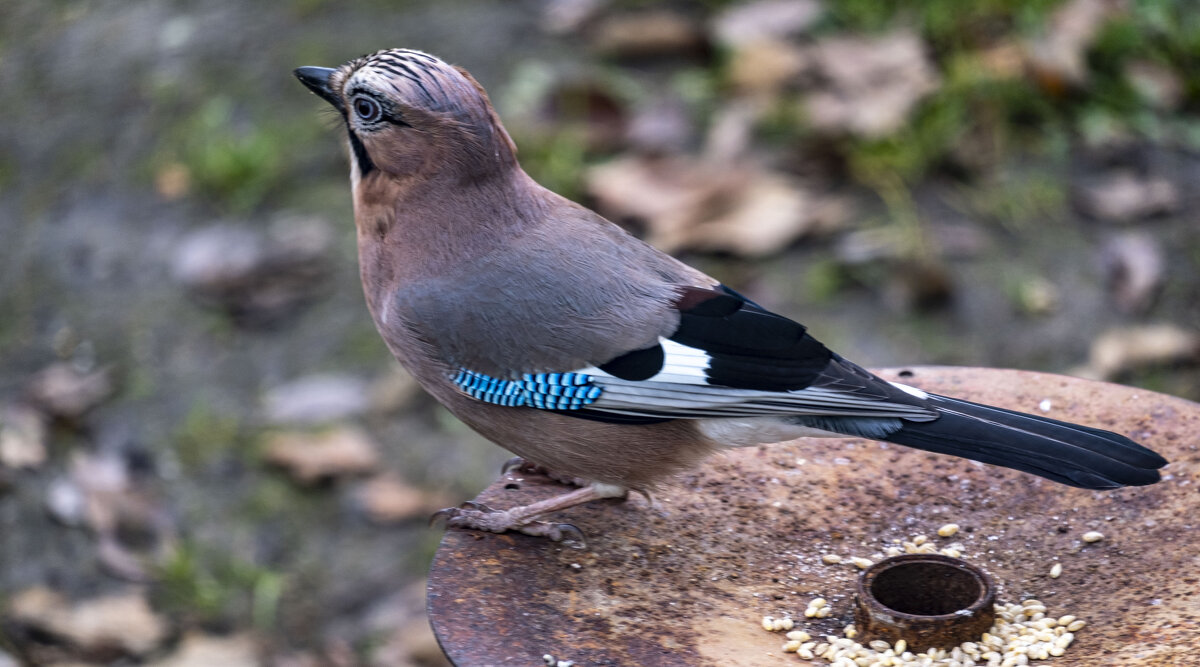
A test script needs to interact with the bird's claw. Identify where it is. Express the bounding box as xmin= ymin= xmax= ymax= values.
xmin=429 ymin=500 xmax=493 ymax=527
xmin=500 ymin=456 xmax=528 ymax=475
xmin=429 ymin=504 xmax=586 ymax=547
